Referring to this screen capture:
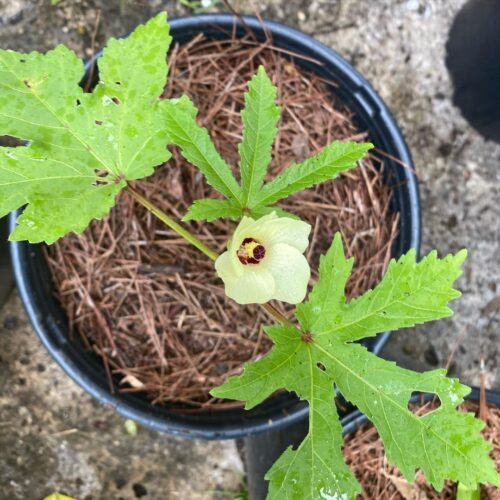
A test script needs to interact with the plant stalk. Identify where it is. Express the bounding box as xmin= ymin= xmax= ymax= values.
xmin=125 ymin=185 xmax=218 ymax=261
xmin=125 ymin=185 xmax=295 ymax=328
xmin=261 ymin=303 xmax=294 ymax=327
